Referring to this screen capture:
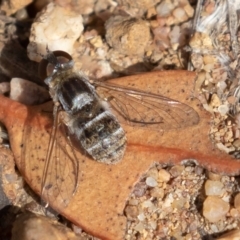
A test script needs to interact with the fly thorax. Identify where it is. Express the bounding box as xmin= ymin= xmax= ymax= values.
xmin=58 ymin=74 xmax=97 ymax=113
xmin=71 ymin=92 xmax=94 ymax=113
